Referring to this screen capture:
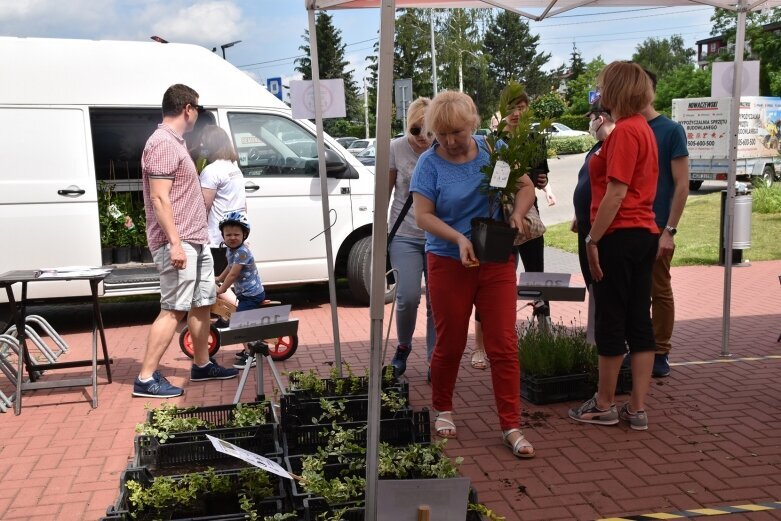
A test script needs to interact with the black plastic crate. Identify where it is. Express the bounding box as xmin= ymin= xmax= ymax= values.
xmin=521 ymin=367 xmax=632 ymax=405
xmin=143 ymin=401 xmax=274 ymax=428
xmin=281 ymin=395 xmax=413 ymax=429
xmin=101 ymin=509 xmax=260 ymax=521
xmin=112 ymin=466 xmax=286 ymax=520
xmin=286 ymin=373 xmax=407 ymax=401
xmin=134 ymin=423 xmax=280 ymax=471
xmin=286 ymin=454 xmax=365 ymax=504
xmin=283 ymin=410 xmax=430 ymax=456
